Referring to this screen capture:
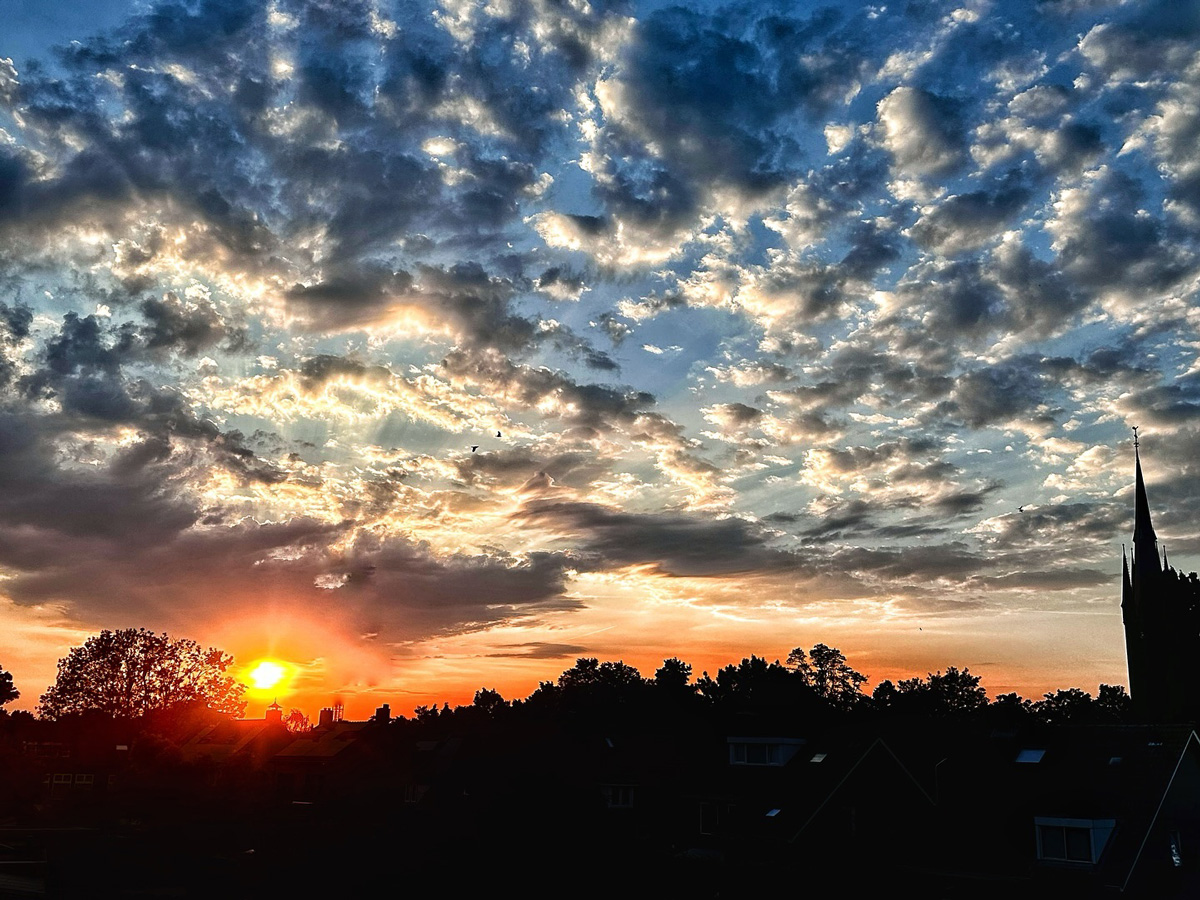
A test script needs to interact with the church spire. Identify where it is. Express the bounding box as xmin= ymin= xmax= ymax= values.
xmin=1133 ymin=427 xmax=1158 ymax=551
